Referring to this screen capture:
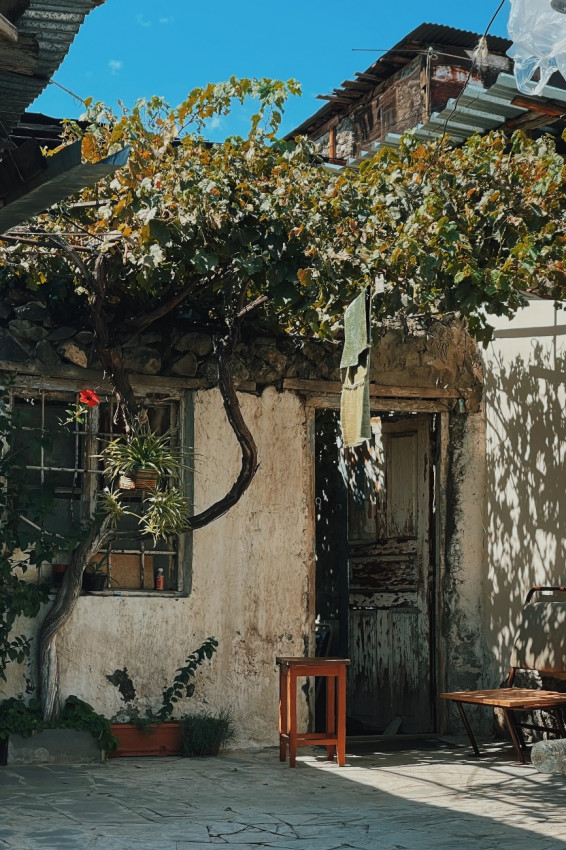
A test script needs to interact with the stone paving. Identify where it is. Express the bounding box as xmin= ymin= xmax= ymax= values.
xmin=1 ymin=739 xmax=566 ymax=849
